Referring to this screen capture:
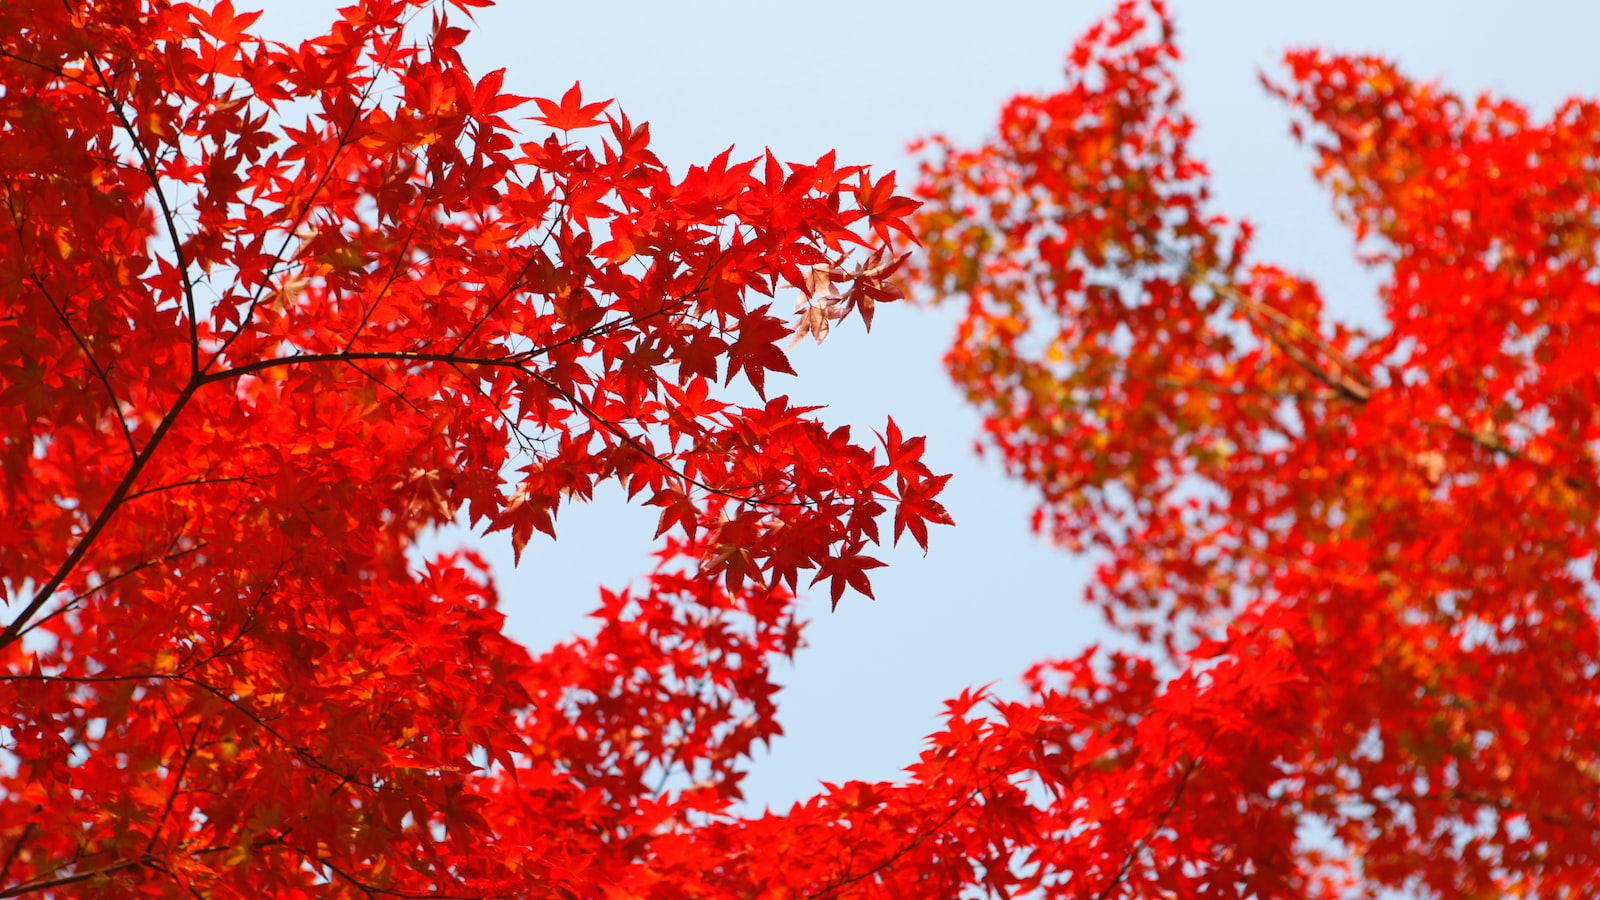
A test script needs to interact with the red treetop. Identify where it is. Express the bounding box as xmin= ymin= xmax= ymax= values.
xmin=913 ymin=0 xmax=1600 ymax=895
